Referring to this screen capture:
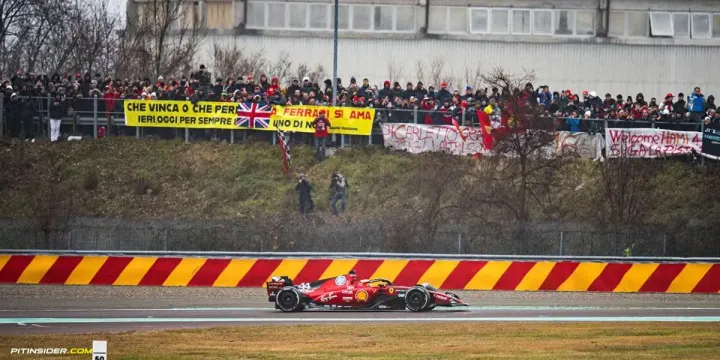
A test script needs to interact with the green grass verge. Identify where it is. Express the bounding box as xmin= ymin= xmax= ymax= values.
xmin=0 ymin=323 xmax=719 ymax=359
